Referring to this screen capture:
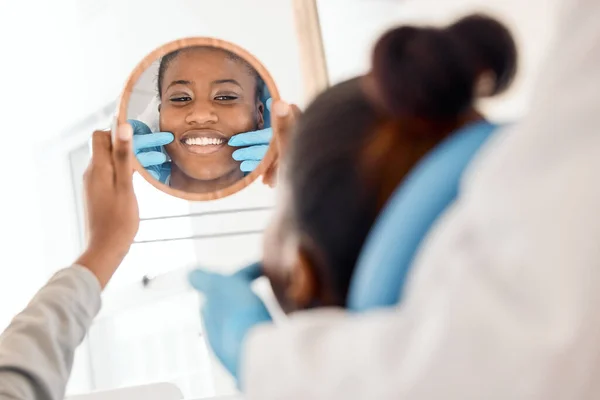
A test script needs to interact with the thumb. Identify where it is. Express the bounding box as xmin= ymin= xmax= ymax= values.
xmin=272 ymin=101 xmax=301 ymax=157
xmin=262 ymin=101 xmax=300 ymax=187
xmin=113 ymin=123 xmax=134 ymax=190
xmin=232 ymin=262 xmax=264 ymax=282
xmin=189 ymin=269 xmax=221 ymax=294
